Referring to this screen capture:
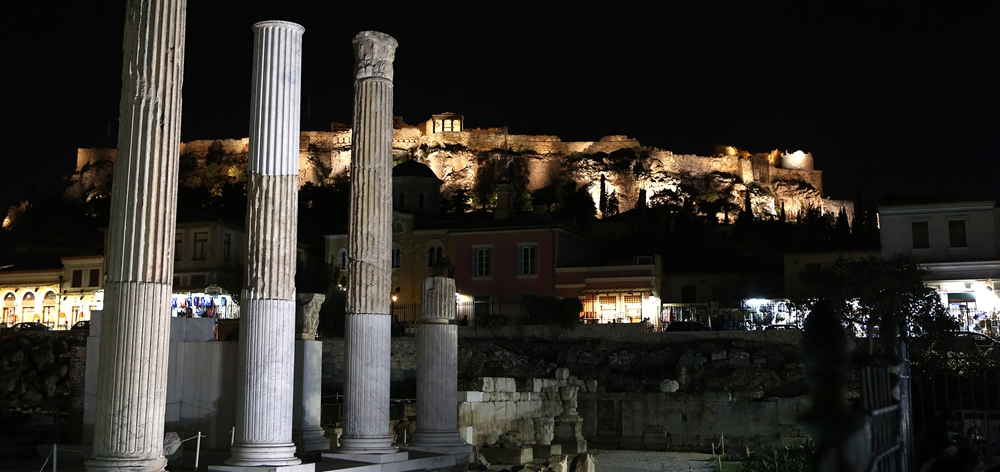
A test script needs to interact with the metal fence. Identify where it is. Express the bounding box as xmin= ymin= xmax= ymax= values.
xmin=389 ymin=301 xmax=534 ymax=331
xmin=858 ymin=346 xmax=911 ymax=472
xmin=910 ymin=361 xmax=1000 ymax=463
